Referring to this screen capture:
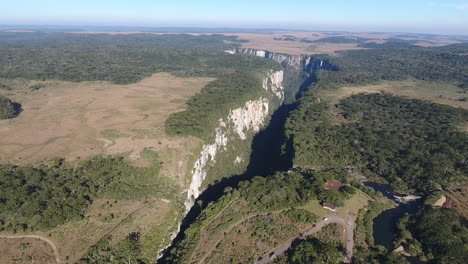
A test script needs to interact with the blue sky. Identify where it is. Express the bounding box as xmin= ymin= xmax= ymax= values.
xmin=1 ymin=0 xmax=468 ymax=34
